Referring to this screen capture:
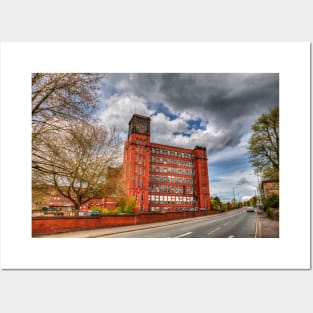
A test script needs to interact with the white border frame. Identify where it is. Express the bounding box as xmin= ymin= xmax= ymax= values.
xmin=0 ymin=42 xmax=310 ymax=269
